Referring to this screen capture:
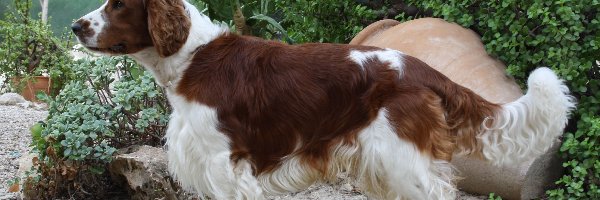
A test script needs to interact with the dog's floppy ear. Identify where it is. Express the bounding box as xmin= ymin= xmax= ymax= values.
xmin=147 ymin=0 xmax=191 ymax=57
